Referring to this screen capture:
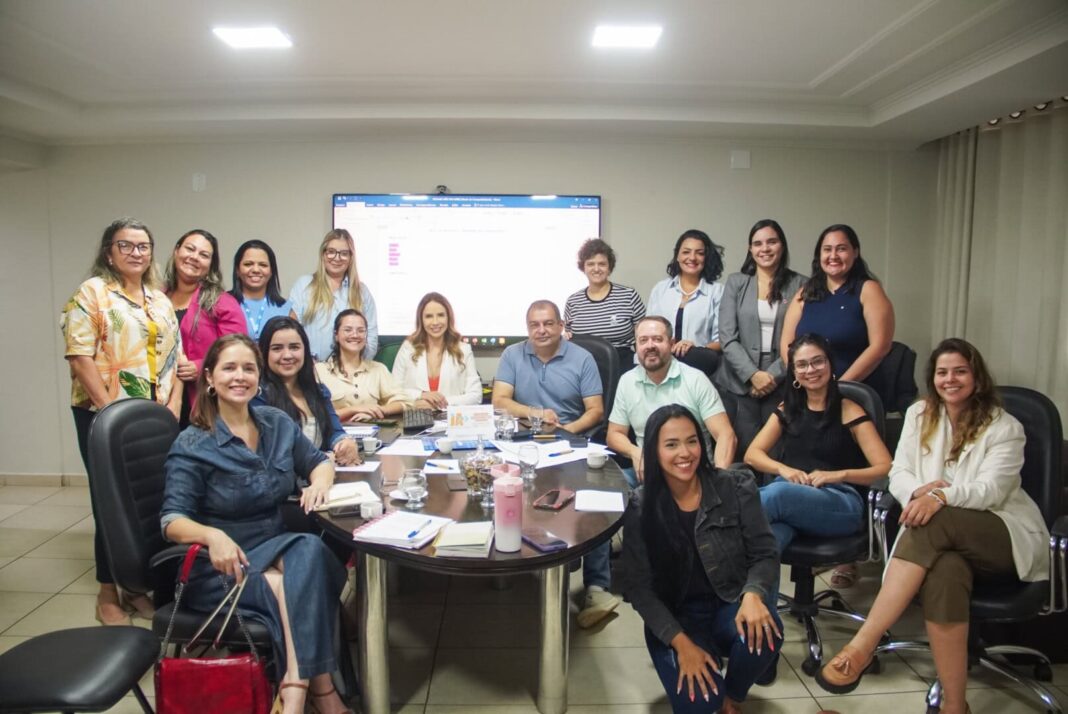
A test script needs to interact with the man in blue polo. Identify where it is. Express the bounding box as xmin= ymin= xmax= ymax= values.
xmin=607 ymin=316 xmax=737 ymax=485
xmin=492 ymin=299 xmax=616 ymax=627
